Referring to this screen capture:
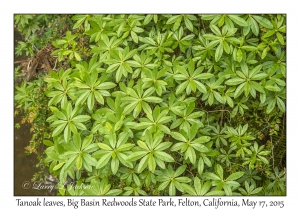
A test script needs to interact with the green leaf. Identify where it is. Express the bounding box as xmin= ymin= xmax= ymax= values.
xmin=96 ymin=82 xmax=116 ymax=90
xmin=225 ymin=78 xmax=245 ymax=86
xmin=200 ymin=180 xmax=211 ymax=195
xmin=192 ymin=143 xmax=209 ymax=153
xmin=166 ymin=15 xmax=180 ymax=24
xmin=137 ymin=140 xmax=149 ymax=150
xmin=92 ymin=91 xmax=103 ymax=104
xmin=143 ymin=14 xmax=153 ymax=25
xmin=72 ymin=16 xmax=86 ymax=29
xmin=250 ymin=81 xmax=265 ymax=93
xmin=148 ymin=154 xmax=156 ymax=172
xmin=169 ymin=181 xmax=176 ymax=195
xmin=266 ymin=99 xmax=276 ymax=114
xmin=82 ymin=153 xmax=97 ymax=166
xmin=210 ymin=25 xmax=221 ymax=36
xmin=252 ymin=15 xmax=273 ymax=29
xmin=135 ymin=122 xmax=152 ymax=130
xmin=206 ymin=190 xmax=225 ymax=196
xmin=203 ymin=172 xmax=221 ymax=181
xmin=53 ymin=110 xmax=67 ymax=120
xmin=98 ymin=143 xmax=112 ymax=151
xmin=216 ymin=164 xmax=223 ymax=179
xmin=131 ymin=31 xmax=138 ymax=43
xmin=175 ymin=81 xmax=189 ymax=95
xmin=198 ymin=158 xmax=204 ymax=175
xmin=76 ymin=156 xmax=82 ymax=170
xmin=123 ymin=102 xmax=138 ymax=115
xmin=223 ymin=40 xmax=230 ymax=53
xmin=241 ymin=45 xmax=257 ymax=51
xmin=251 ymin=73 xmax=268 ymax=80
xmin=263 ymin=30 xmax=276 ymax=38
xmin=72 ymin=115 xmax=91 ymax=123
xmin=87 ymin=93 xmax=94 ymax=110
xmin=251 ymin=187 xmax=263 ymax=194
xmin=215 ymin=42 xmax=223 ymax=62
xmin=96 ymin=152 xmax=112 ymax=169
xmin=223 ymin=183 xmax=232 ymax=195
xmin=106 ymin=189 xmax=122 ymax=196
xmin=127 ymin=151 xmax=148 ymax=161
xmin=265 ymin=85 xmax=281 ymax=92
xmin=194 ymin=73 xmax=214 ymax=80
xmin=82 ymin=134 xmax=93 ymax=150
xmin=276 ymin=97 xmax=285 ymax=112
xmin=170 ymin=132 xmax=187 ymax=142
xmin=64 ymin=123 xmax=71 ymax=142
xmin=74 ymin=52 xmax=81 ymax=61
xmin=262 ymin=46 xmax=270 ymax=59
xmin=244 ymin=82 xmax=250 ymax=96
xmin=176 ymin=177 xmax=191 ymax=183
xmin=154 ymin=151 xmax=174 ymax=162
xmin=174 ymin=165 xmax=187 ymax=177
xmin=53 ymin=162 xmax=65 ymax=171
xmin=234 ymin=83 xmax=245 ymax=98
xmin=181 ymin=183 xmax=196 ymax=195
xmin=208 ymin=92 xmax=214 ymax=105
xmin=237 ymin=48 xmax=243 ymax=62
xmin=137 ymin=154 xmax=149 ymax=173
xmin=43 ymin=140 xmax=54 ymax=147
xmin=158 ymin=180 xmax=170 ymax=191
xmin=52 ymin=123 xmax=66 ymax=137
xmin=276 ymin=32 xmax=285 ymax=45
xmin=184 ymin=17 xmax=194 ymax=32
xmin=111 ymin=158 xmax=119 ymax=175
xmin=213 ymin=91 xmax=225 ymax=104
xmin=228 ymin=15 xmax=248 ymax=26
xmin=258 ymin=155 xmax=269 ymax=164
xmin=226 ymin=172 xmax=244 ymax=181
xmin=143 ymin=97 xmax=163 ymax=103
